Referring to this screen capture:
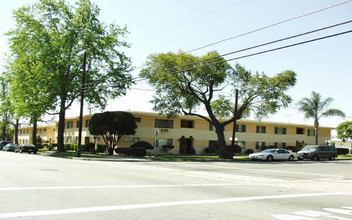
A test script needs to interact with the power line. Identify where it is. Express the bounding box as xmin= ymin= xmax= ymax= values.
xmin=82 ymin=23 xmax=352 ymax=91
xmin=186 ymin=0 xmax=352 ymax=53
xmin=147 ymin=20 xmax=352 ymax=76
xmin=147 ymin=29 xmax=352 ymax=76
xmin=130 ymin=0 xmax=352 ymax=72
